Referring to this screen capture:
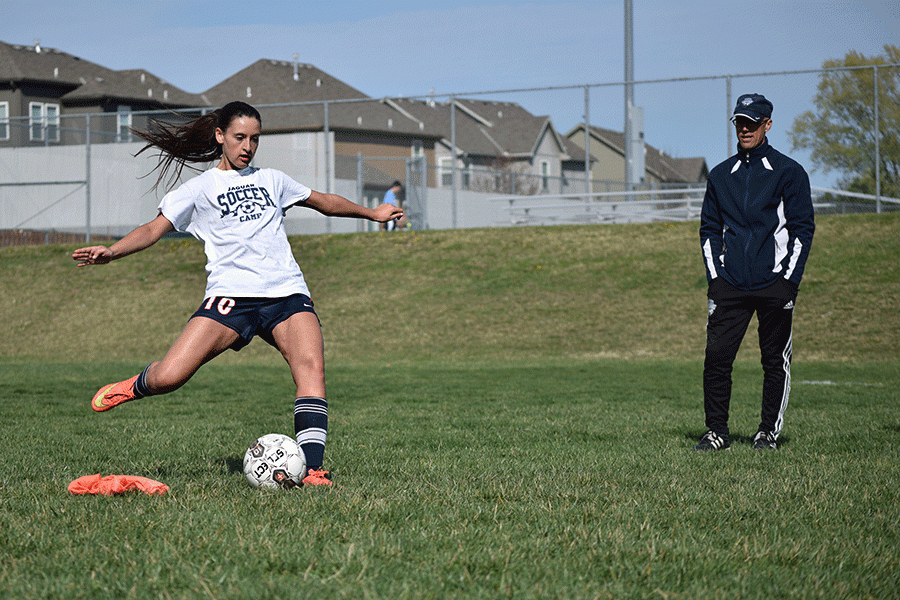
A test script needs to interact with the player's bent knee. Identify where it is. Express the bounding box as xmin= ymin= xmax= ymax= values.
xmin=297 ymin=353 xmax=325 ymax=376
xmin=146 ymin=364 xmax=192 ymax=395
